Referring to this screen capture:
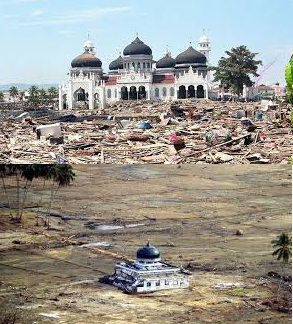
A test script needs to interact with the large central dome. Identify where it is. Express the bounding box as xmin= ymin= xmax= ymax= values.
xmin=123 ymin=37 xmax=152 ymax=56
xmin=71 ymin=49 xmax=102 ymax=68
xmin=136 ymin=243 xmax=160 ymax=260
xmin=176 ymin=46 xmax=207 ymax=65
